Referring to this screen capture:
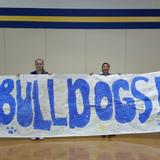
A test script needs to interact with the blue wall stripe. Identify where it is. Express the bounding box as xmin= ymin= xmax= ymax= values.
xmin=0 ymin=21 xmax=160 ymax=29
xmin=0 ymin=8 xmax=160 ymax=17
xmin=0 ymin=8 xmax=160 ymax=29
